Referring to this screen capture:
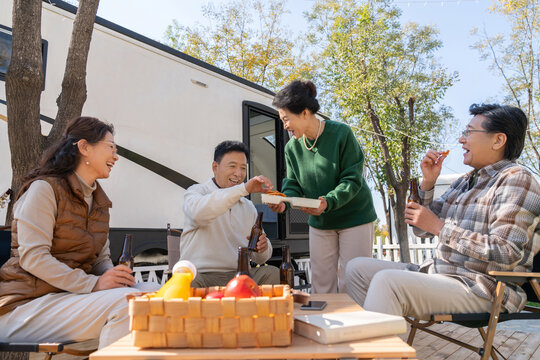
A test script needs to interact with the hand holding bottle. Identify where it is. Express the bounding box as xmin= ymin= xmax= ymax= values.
xmin=245 ymin=233 xmax=269 ymax=253
xmin=92 ymin=265 xmax=135 ymax=291
xmin=247 ymin=212 xmax=264 ymax=251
